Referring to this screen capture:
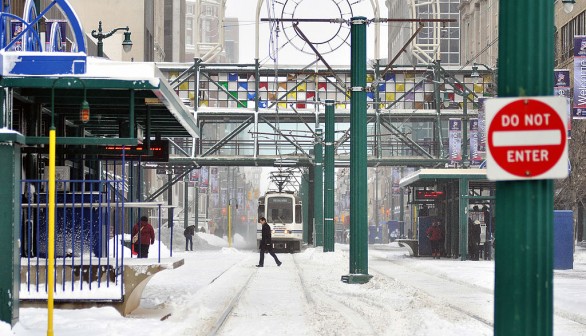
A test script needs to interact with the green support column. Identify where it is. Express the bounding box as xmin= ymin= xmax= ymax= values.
xmin=324 ymin=100 xmax=335 ymax=252
xmin=167 ymin=172 xmax=174 ymax=228
xmin=184 ymin=177 xmax=189 ymax=230
xmin=0 ymin=142 xmax=22 ymax=326
xmin=459 ymin=177 xmax=469 ymax=261
xmin=342 ymin=17 xmax=372 ymax=284
xmin=301 ymin=170 xmax=310 ymax=244
xmin=495 ymin=1 xmax=554 ymax=335
xmin=433 ymin=61 xmax=444 ymax=158
xmin=314 ymin=128 xmax=324 ymax=247
xmin=194 ymin=182 xmax=199 ymax=231
xmin=307 ymin=166 xmax=315 ymax=244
